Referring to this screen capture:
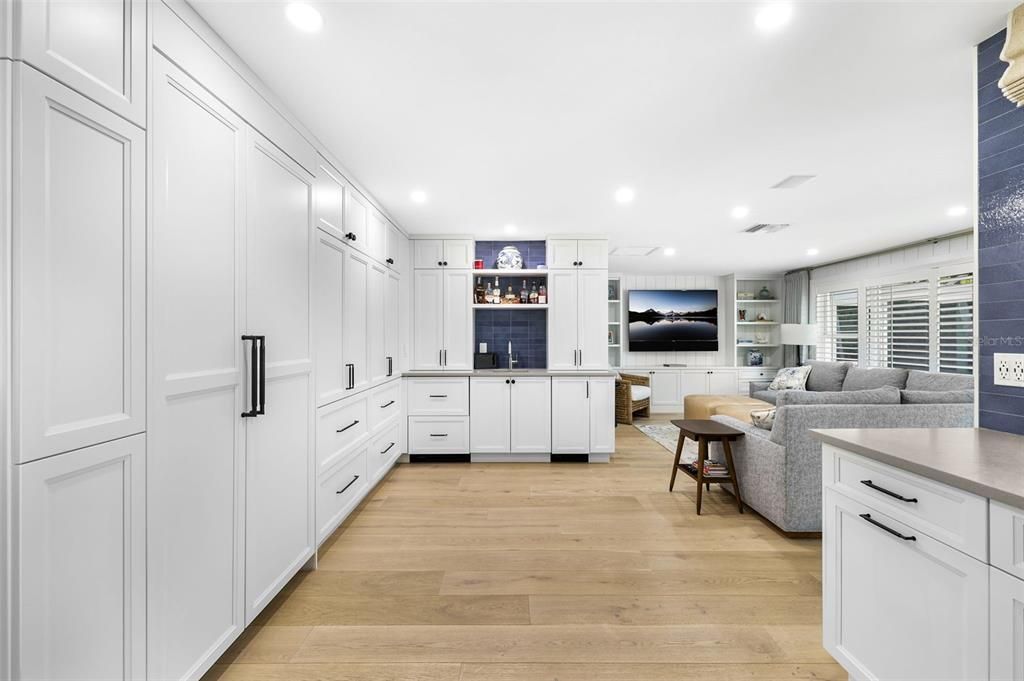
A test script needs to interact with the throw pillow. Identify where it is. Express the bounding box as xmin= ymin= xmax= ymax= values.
xmin=904 ymin=370 xmax=974 ymax=391
xmin=776 ymin=386 xmax=901 ymax=406
xmin=842 ymin=367 xmax=909 ymax=391
xmin=804 ymin=360 xmax=853 ymax=392
xmin=768 ymin=365 xmax=812 ymax=391
xmin=900 ymin=389 xmax=974 ymax=404
xmin=750 ymin=408 xmax=776 ymax=430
